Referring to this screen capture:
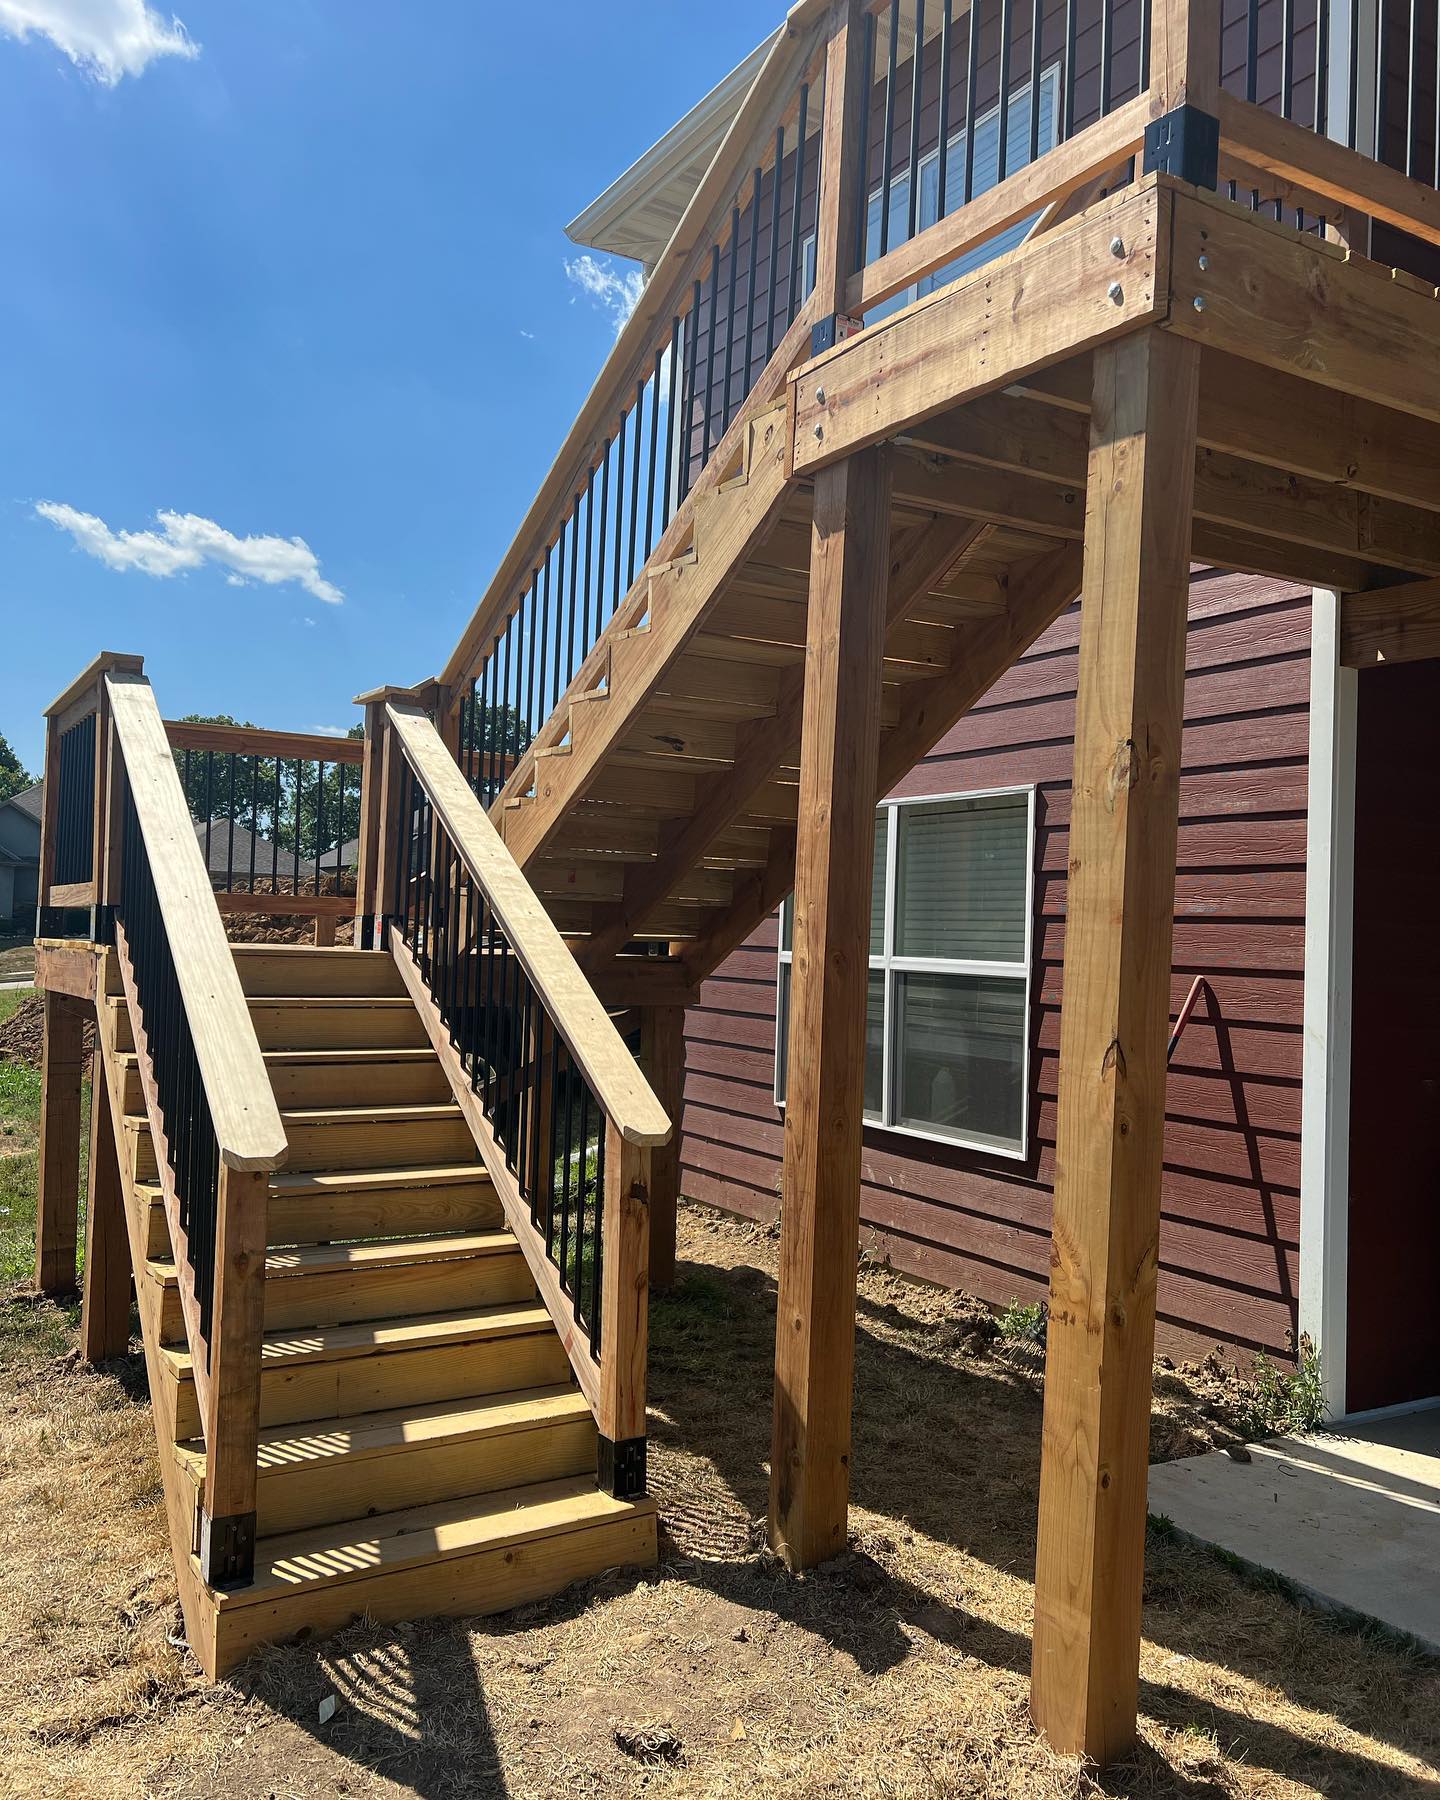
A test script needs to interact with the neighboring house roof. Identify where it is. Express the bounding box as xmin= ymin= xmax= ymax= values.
xmin=565 ymin=36 xmax=774 ymax=270
xmin=0 ymin=843 xmax=22 ymax=865
xmin=4 ymin=782 xmax=44 ymax=825
xmin=194 ymin=818 xmax=299 ymax=880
